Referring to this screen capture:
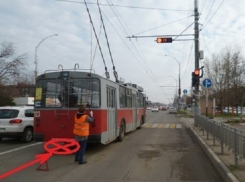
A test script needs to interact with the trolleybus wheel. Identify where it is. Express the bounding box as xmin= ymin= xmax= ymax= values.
xmin=21 ymin=127 xmax=33 ymax=143
xmin=118 ymin=122 xmax=125 ymax=142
